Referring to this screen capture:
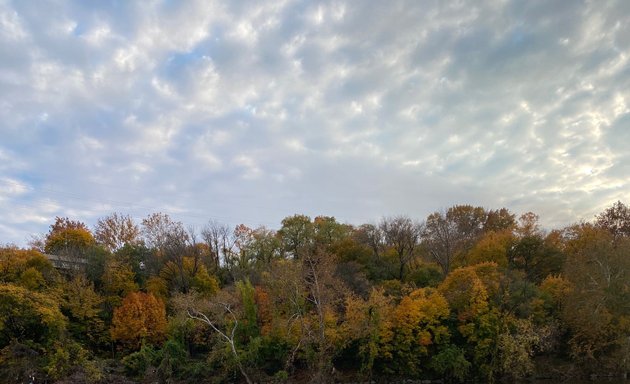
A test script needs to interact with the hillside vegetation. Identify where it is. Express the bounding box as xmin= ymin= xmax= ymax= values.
xmin=1 ymin=203 xmax=629 ymax=383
